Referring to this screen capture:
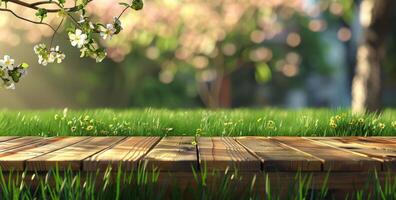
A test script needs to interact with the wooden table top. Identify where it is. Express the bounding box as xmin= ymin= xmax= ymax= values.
xmin=0 ymin=136 xmax=395 ymax=172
